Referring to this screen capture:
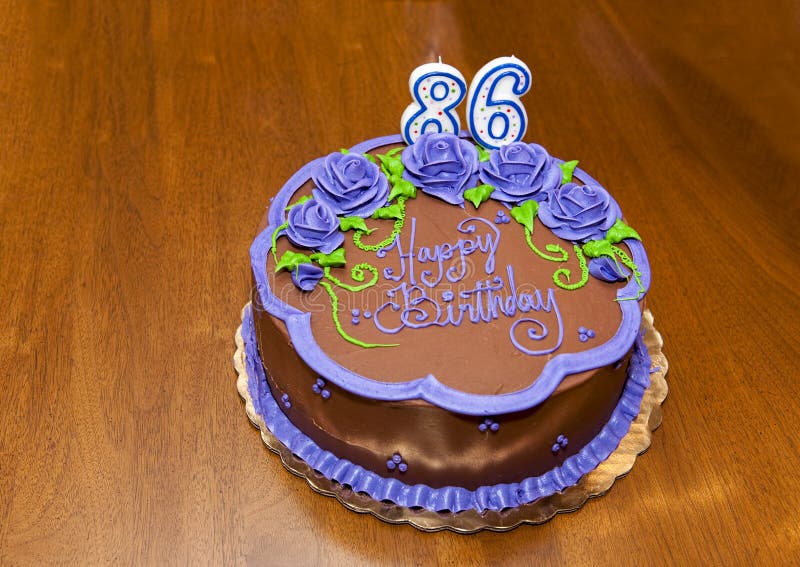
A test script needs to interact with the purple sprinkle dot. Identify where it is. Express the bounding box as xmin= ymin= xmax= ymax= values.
xmin=398 ymin=463 xmax=408 ymax=473
xmin=587 ymin=329 xmax=595 ymax=338
xmin=478 ymin=423 xmax=487 ymax=432
xmin=579 ymin=334 xmax=588 ymax=343
xmin=497 ymin=210 xmax=506 ymax=217
xmin=363 ymin=311 xmax=372 ymax=318
xmin=351 ymin=309 xmax=360 ymax=316
xmin=284 ymin=402 xmax=292 ymax=409
xmin=490 ymin=422 xmax=500 ymax=432
xmin=484 ymin=419 xmax=492 ymax=425
xmin=316 ymin=378 xmax=325 ymax=387
xmin=386 ymin=460 xmax=396 ymax=470
xmin=561 ymin=437 xmax=569 ymax=447
xmin=557 ymin=434 xmax=565 ymax=443
xmin=321 ymin=390 xmax=330 ymax=400
xmin=392 ymin=454 xmax=402 ymax=464
xmin=552 ymin=444 xmax=561 ymax=454
xmin=281 ymin=394 xmax=289 ymax=401
xmin=578 ymin=326 xmax=587 ymax=334
xmin=312 ymin=384 xmax=320 ymax=393
xmin=351 ymin=317 xmax=359 ymax=325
